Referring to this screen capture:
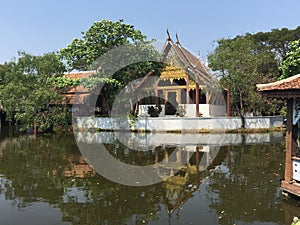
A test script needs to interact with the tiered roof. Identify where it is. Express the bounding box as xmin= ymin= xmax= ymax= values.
xmin=63 ymin=32 xmax=216 ymax=104
xmin=161 ymin=31 xmax=213 ymax=85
